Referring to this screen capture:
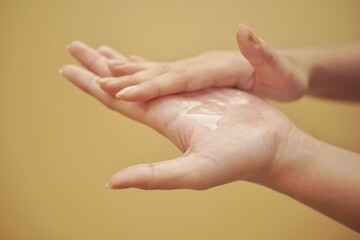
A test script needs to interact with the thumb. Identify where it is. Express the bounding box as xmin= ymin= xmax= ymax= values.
xmin=236 ymin=24 xmax=283 ymax=72
xmin=106 ymin=154 xmax=216 ymax=190
xmin=236 ymin=24 xmax=308 ymax=101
